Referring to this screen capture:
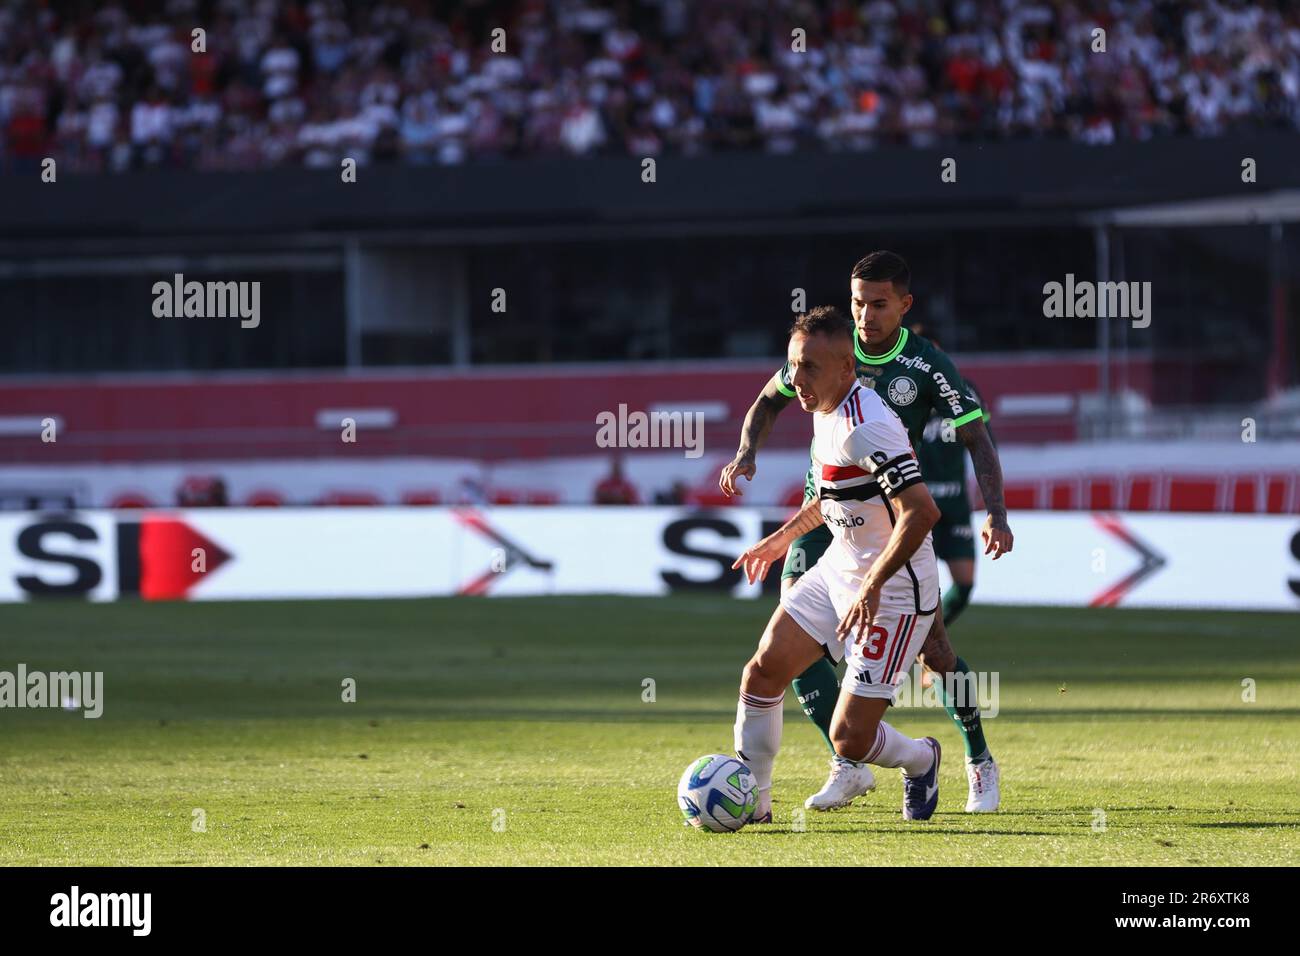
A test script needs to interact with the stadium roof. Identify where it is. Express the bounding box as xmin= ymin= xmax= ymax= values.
xmin=6 ymin=134 xmax=1300 ymax=248
xmin=1089 ymin=190 xmax=1300 ymax=228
